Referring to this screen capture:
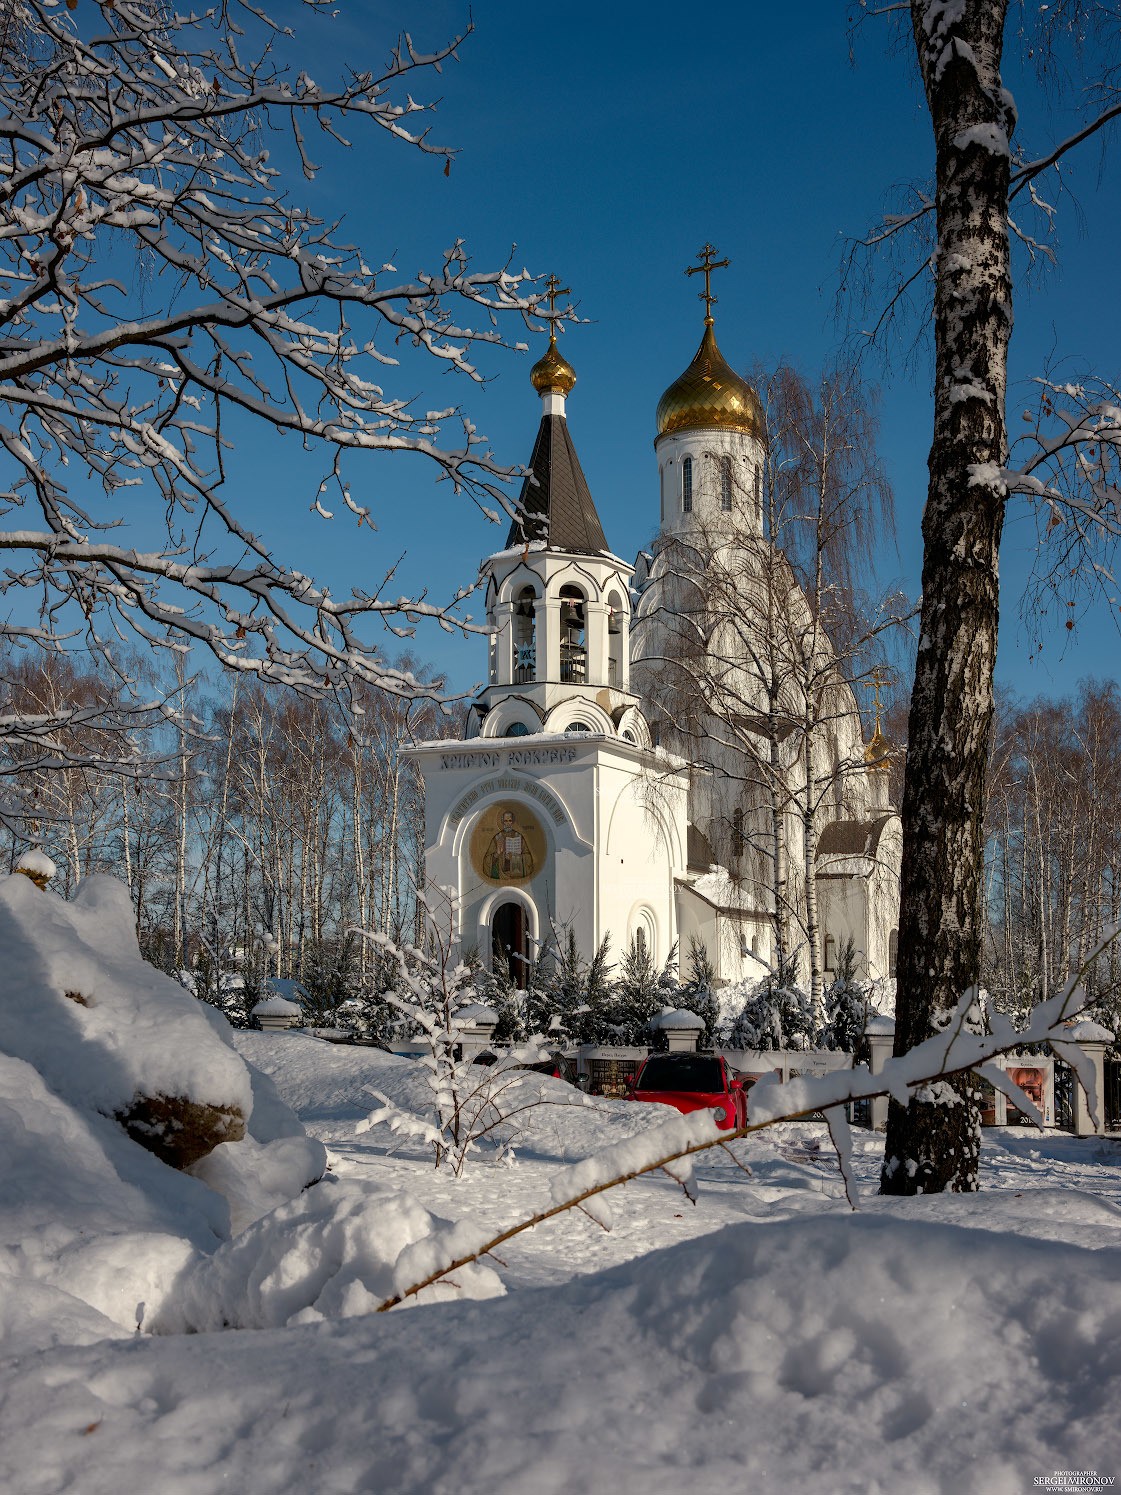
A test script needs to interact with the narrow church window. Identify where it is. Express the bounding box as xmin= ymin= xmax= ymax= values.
xmin=682 ymin=456 xmax=693 ymax=513
xmin=754 ymin=462 xmax=762 ymax=516
xmin=607 ymin=589 xmax=625 ymax=688
xmin=720 ymin=456 xmax=733 ymax=511
xmin=513 ymin=586 xmax=537 ymax=683
xmin=732 ymin=807 xmax=745 ymax=857
xmin=889 ymin=928 xmax=899 ymax=978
